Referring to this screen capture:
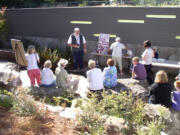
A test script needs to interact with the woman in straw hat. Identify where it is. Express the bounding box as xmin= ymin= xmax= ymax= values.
xmin=55 ymin=59 xmax=79 ymax=92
